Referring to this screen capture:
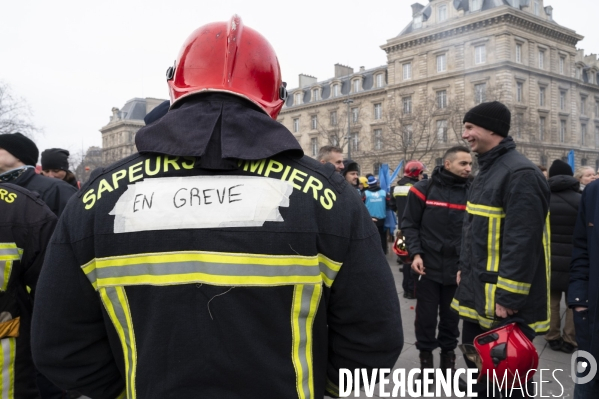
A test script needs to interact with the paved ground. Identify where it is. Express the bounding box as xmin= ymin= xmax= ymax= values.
xmin=327 ymin=250 xmax=576 ymax=398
